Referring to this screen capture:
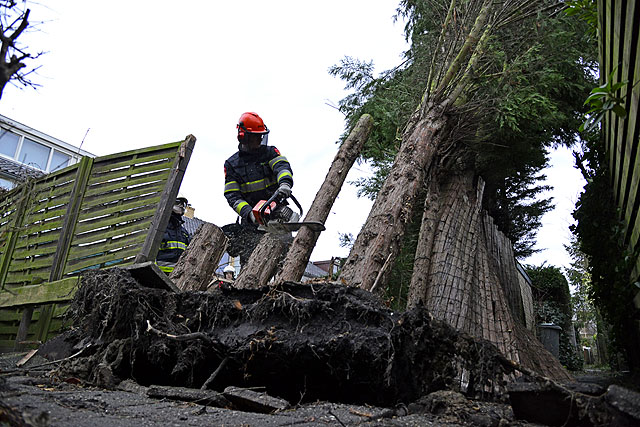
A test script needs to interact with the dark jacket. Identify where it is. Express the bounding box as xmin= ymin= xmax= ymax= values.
xmin=156 ymin=214 xmax=190 ymax=264
xmin=223 ymin=145 xmax=293 ymax=221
